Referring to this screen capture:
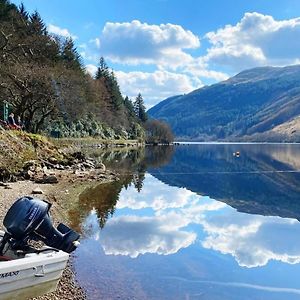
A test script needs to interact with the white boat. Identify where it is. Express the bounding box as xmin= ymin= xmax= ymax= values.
xmin=0 ymin=196 xmax=80 ymax=299
xmin=0 ymin=231 xmax=69 ymax=300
